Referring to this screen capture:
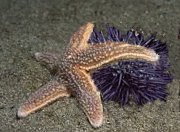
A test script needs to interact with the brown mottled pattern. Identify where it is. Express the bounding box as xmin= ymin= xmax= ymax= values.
xmin=18 ymin=22 xmax=159 ymax=128
xmin=76 ymin=42 xmax=159 ymax=70
xmin=69 ymin=22 xmax=94 ymax=49
xmin=18 ymin=80 xmax=70 ymax=117
xmin=68 ymin=68 xmax=103 ymax=126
